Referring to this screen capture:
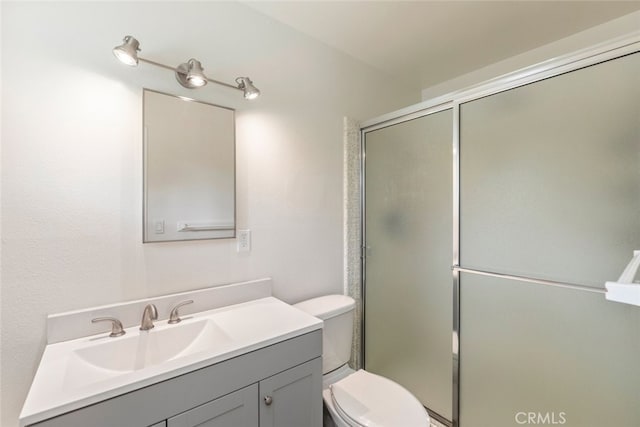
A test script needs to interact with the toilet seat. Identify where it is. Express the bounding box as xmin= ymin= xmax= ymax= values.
xmin=329 ymin=370 xmax=429 ymax=427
